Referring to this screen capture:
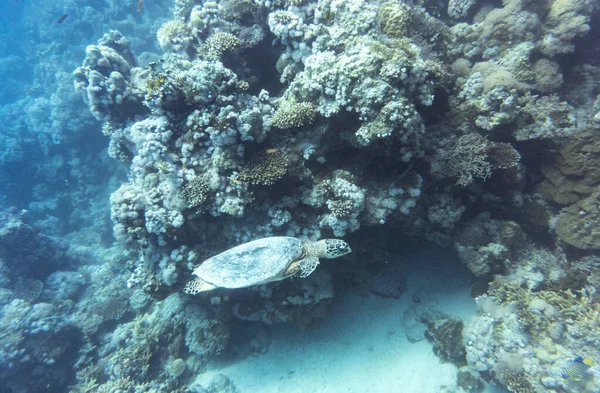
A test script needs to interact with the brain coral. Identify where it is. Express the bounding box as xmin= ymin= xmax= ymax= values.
xmin=378 ymin=1 xmax=412 ymax=38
